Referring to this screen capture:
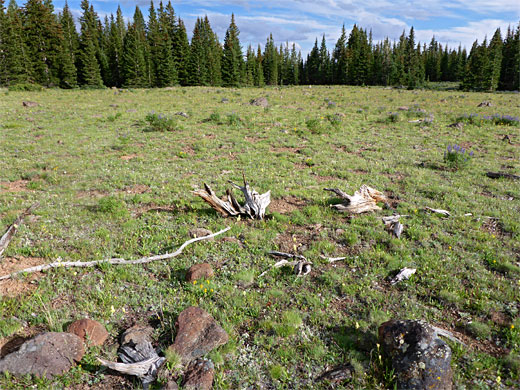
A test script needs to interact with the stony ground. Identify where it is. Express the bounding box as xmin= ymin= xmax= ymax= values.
xmin=0 ymin=85 xmax=519 ymax=389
